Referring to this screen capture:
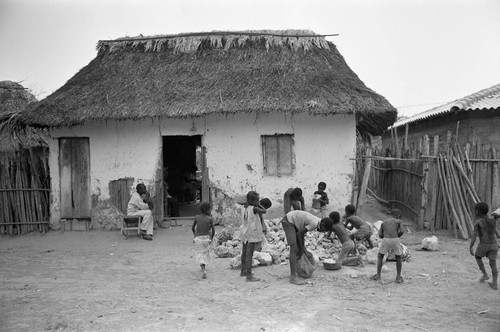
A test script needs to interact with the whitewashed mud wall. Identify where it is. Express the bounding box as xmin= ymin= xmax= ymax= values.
xmin=47 ymin=120 xmax=161 ymax=229
xmin=161 ymin=112 xmax=357 ymax=225
xmin=47 ymin=112 xmax=356 ymax=229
